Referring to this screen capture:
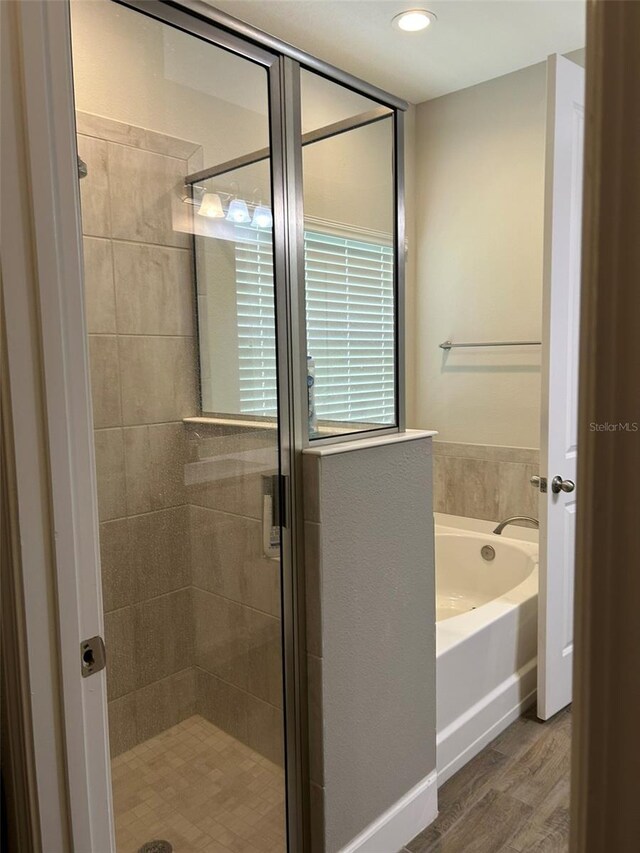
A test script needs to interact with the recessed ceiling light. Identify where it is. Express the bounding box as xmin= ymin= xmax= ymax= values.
xmin=392 ymin=9 xmax=436 ymax=32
